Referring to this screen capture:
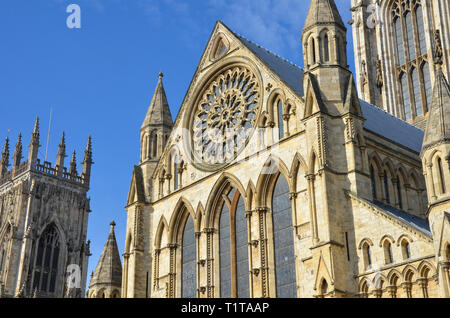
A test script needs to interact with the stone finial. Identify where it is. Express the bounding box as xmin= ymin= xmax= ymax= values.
xmin=31 ymin=117 xmax=40 ymax=143
xmin=110 ymin=221 xmax=116 ymax=228
xmin=1 ymin=136 xmax=10 ymax=177
xmin=158 ymin=72 xmax=164 ymax=79
xmin=57 ymin=132 xmax=67 ymax=158
xmin=82 ymin=136 xmax=93 ymax=165
xmin=13 ymin=133 xmax=23 ymax=167
xmin=70 ymin=150 xmax=78 ymax=175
